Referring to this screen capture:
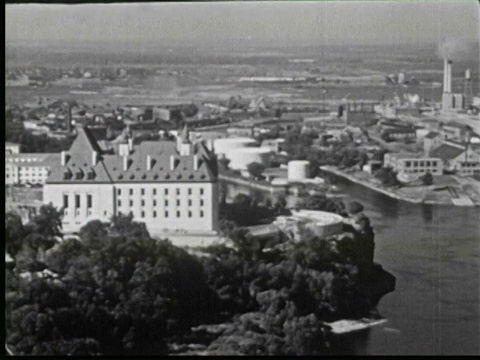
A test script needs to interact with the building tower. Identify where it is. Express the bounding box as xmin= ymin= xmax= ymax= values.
xmin=178 ymin=124 xmax=192 ymax=156
xmin=442 ymin=59 xmax=454 ymax=110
